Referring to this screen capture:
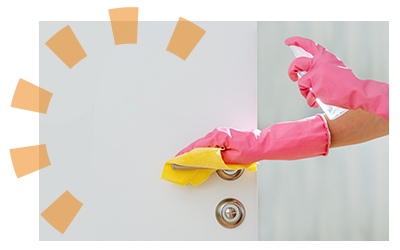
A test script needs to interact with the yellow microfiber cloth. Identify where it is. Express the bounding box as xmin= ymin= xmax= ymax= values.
xmin=161 ymin=147 xmax=257 ymax=186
